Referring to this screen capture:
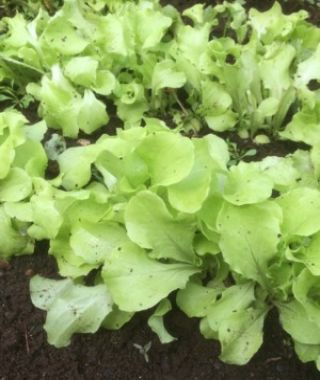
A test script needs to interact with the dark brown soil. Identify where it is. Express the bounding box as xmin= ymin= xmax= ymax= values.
xmin=1 ymin=247 xmax=319 ymax=380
